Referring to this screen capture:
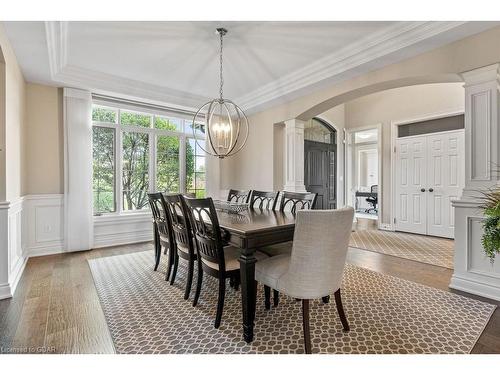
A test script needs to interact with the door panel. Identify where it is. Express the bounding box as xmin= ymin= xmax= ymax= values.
xmin=304 ymin=140 xmax=336 ymax=209
xmin=426 ymin=131 xmax=465 ymax=238
xmin=395 ymin=137 xmax=427 ymax=235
